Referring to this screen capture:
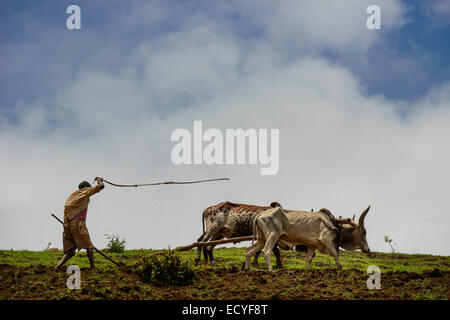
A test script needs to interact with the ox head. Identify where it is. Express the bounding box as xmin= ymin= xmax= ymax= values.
xmin=340 ymin=205 xmax=371 ymax=253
